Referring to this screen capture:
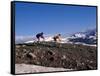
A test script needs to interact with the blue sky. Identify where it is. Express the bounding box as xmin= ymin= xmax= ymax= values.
xmin=15 ymin=2 xmax=97 ymax=36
